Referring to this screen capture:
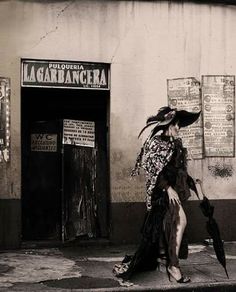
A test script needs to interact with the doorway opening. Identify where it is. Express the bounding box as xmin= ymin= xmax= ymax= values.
xmin=21 ymin=87 xmax=110 ymax=242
